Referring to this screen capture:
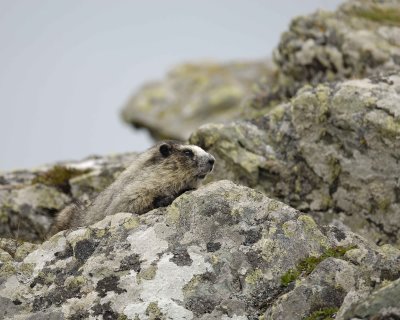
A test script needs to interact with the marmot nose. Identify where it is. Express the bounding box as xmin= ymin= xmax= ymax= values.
xmin=208 ymin=158 xmax=215 ymax=166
